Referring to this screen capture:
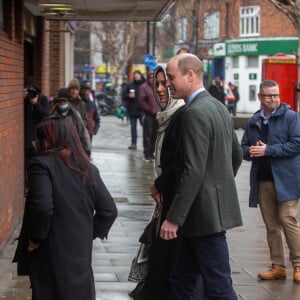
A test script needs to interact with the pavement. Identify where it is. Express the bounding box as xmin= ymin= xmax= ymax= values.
xmin=0 ymin=115 xmax=300 ymax=300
